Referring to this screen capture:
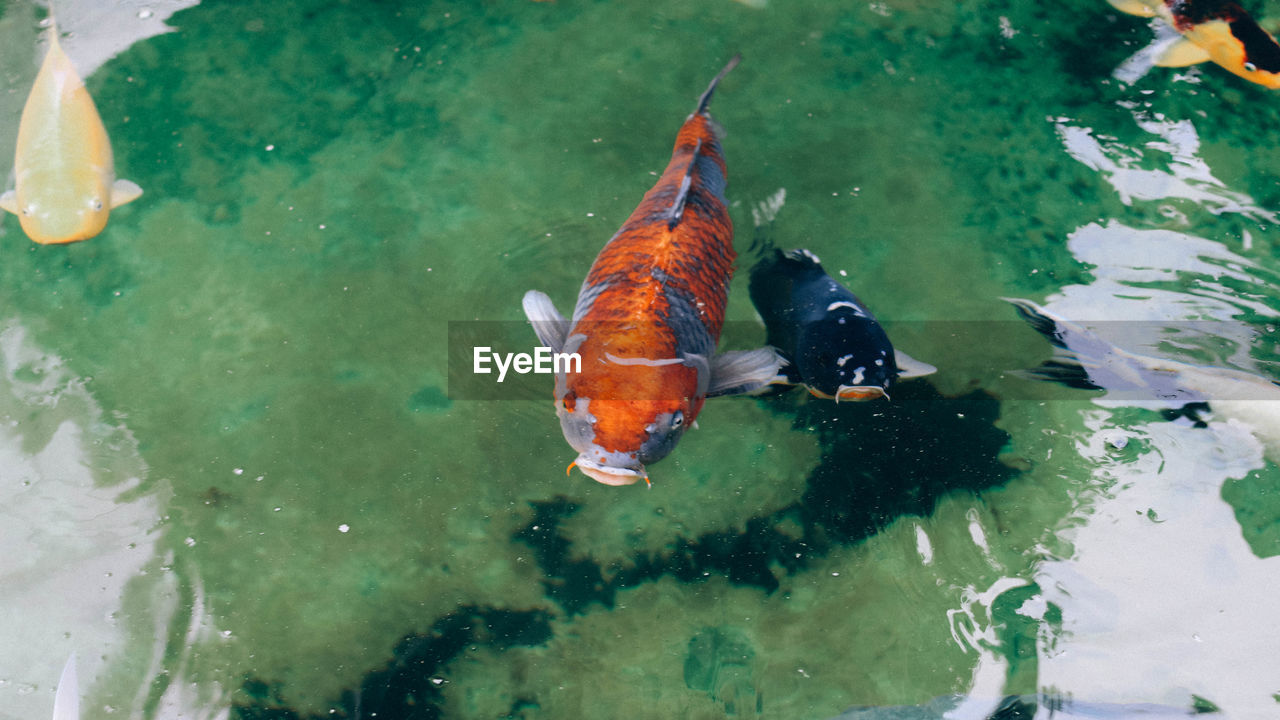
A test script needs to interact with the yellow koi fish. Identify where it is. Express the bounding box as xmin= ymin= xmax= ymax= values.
xmin=1108 ymin=0 xmax=1280 ymax=88
xmin=0 ymin=20 xmax=141 ymax=244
